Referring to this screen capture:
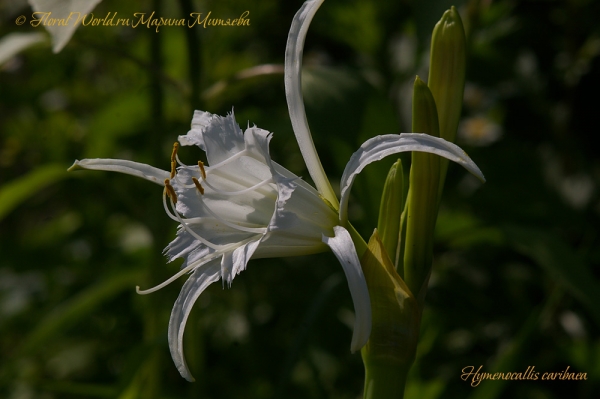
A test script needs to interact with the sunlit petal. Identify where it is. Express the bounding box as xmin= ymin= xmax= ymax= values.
xmin=339 ymin=133 xmax=486 ymax=224
xmin=285 ymin=0 xmax=339 ymax=207
xmin=168 ymin=259 xmax=221 ymax=382
xmin=323 ymin=226 xmax=372 ymax=352
xmin=68 ymin=158 xmax=169 ymax=185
